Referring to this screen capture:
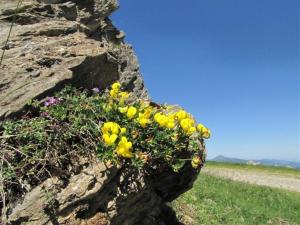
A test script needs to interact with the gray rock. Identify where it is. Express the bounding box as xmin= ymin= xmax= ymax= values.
xmin=0 ymin=0 xmax=148 ymax=119
xmin=3 ymin=155 xmax=203 ymax=225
